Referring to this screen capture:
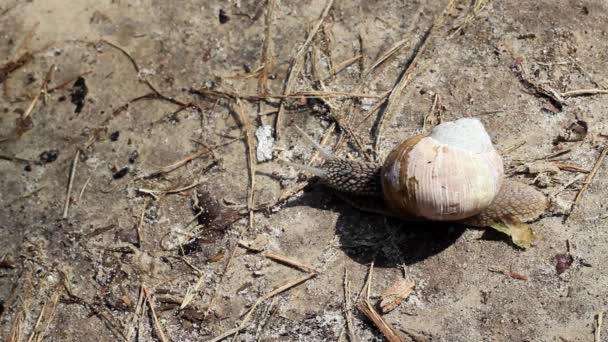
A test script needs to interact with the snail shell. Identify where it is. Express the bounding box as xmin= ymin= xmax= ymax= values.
xmin=381 ymin=118 xmax=504 ymax=221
